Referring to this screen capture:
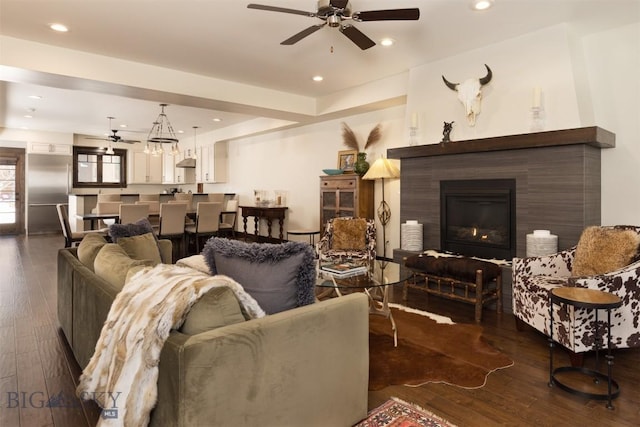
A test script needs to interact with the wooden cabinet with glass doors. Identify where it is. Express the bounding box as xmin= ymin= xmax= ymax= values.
xmin=320 ymin=174 xmax=374 ymax=235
